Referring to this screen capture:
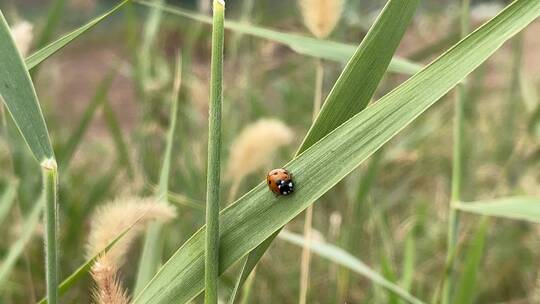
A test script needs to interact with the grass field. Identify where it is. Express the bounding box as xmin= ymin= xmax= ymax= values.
xmin=0 ymin=0 xmax=539 ymax=303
